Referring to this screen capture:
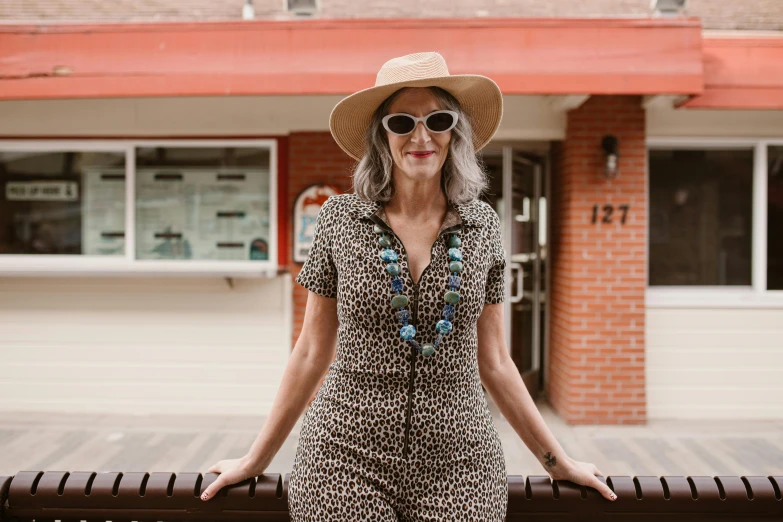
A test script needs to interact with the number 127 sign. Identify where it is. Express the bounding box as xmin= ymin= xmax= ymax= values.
xmin=591 ymin=204 xmax=630 ymax=225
